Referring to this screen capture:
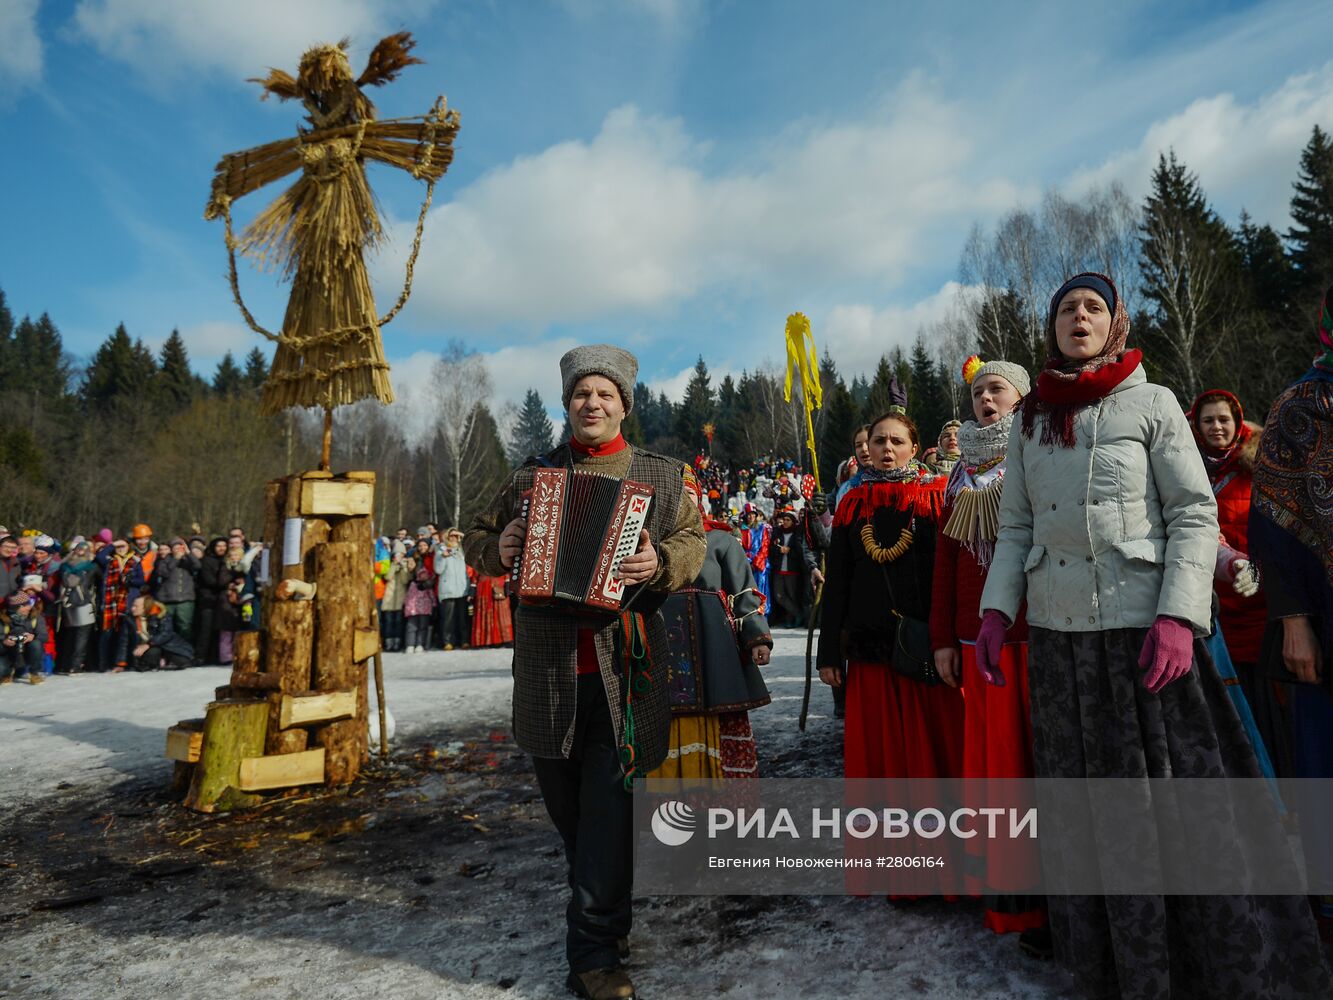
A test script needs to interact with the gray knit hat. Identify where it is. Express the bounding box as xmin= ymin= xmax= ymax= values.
xmin=971 ymin=359 xmax=1030 ymax=397
xmin=559 ymin=344 xmax=638 ymax=413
